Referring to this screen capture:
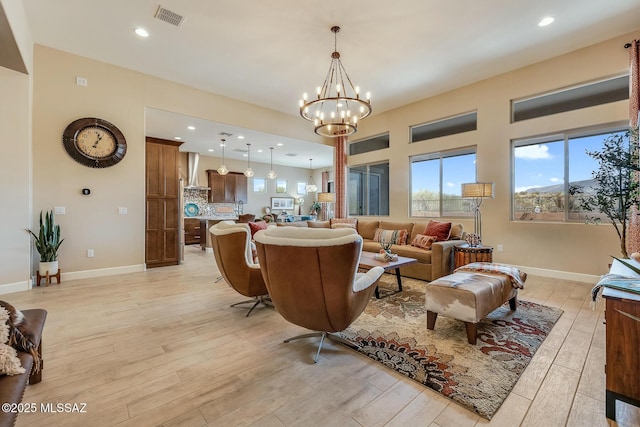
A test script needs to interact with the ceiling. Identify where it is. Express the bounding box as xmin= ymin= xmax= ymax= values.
xmin=21 ymin=0 xmax=640 ymax=168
